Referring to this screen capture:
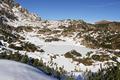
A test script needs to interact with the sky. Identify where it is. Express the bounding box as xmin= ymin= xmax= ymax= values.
xmin=16 ymin=0 xmax=120 ymax=23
